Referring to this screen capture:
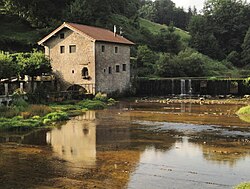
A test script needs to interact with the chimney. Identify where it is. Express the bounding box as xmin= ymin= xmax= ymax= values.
xmin=114 ymin=25 xmax=117 ymax=37
xmin=119 ymin=26 xmax=123 ymax=37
